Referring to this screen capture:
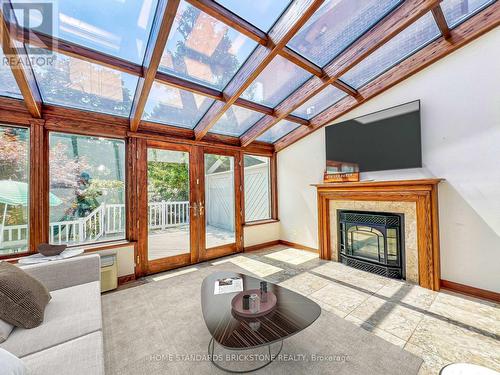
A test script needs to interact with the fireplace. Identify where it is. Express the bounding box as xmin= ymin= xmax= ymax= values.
xmin=338 ymin=211 xmax=405 ymax=279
